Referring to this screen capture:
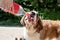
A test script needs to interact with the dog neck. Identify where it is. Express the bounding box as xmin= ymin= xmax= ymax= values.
xmin=26 ymin=29 xmax=40 ymax=40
